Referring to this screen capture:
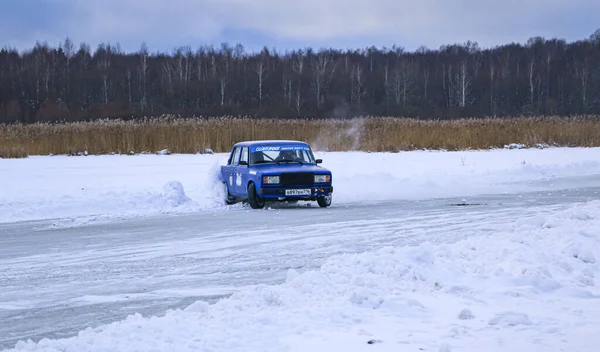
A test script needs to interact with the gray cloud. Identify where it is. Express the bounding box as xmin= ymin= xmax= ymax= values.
xmin=5 ymin=0 xmax=599 ymax=52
